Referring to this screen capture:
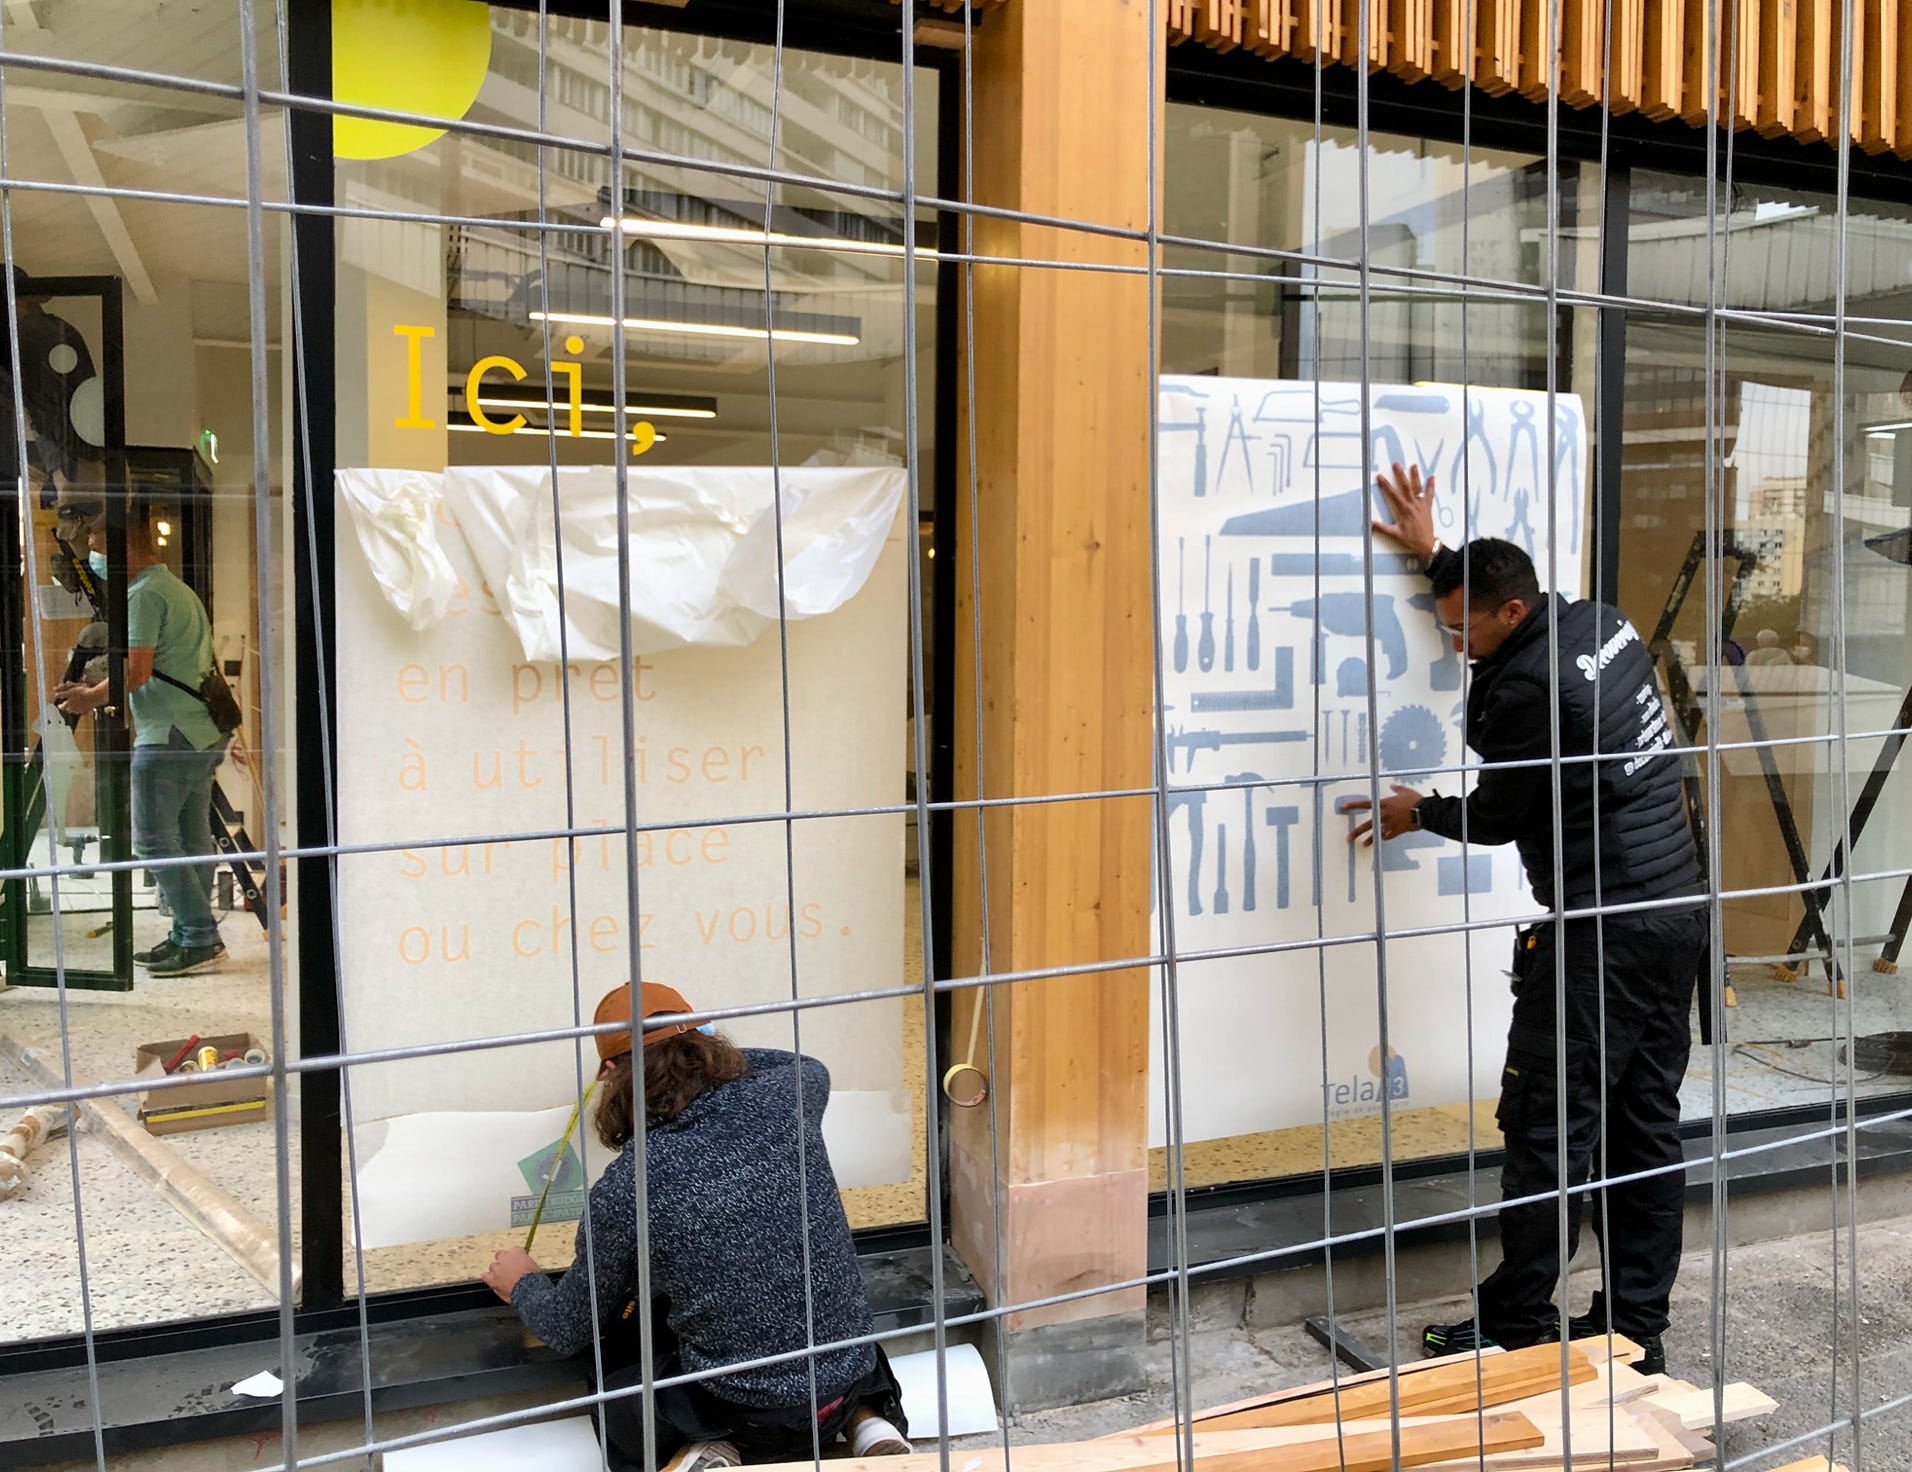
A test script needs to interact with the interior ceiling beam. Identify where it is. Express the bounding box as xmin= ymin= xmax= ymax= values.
xmin=2 ymin=81 xmax=228 ymax=118
xmin=40 ymin=110 xmax=158 ymax=305
xmin=5 ymin=1 xmax=158 ymax=305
